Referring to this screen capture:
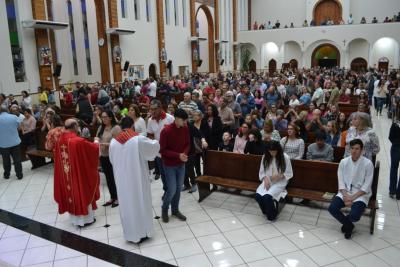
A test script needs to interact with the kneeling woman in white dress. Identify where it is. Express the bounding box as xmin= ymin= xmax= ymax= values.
xmin=255 ymin=141 xmax=293 ymax=221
